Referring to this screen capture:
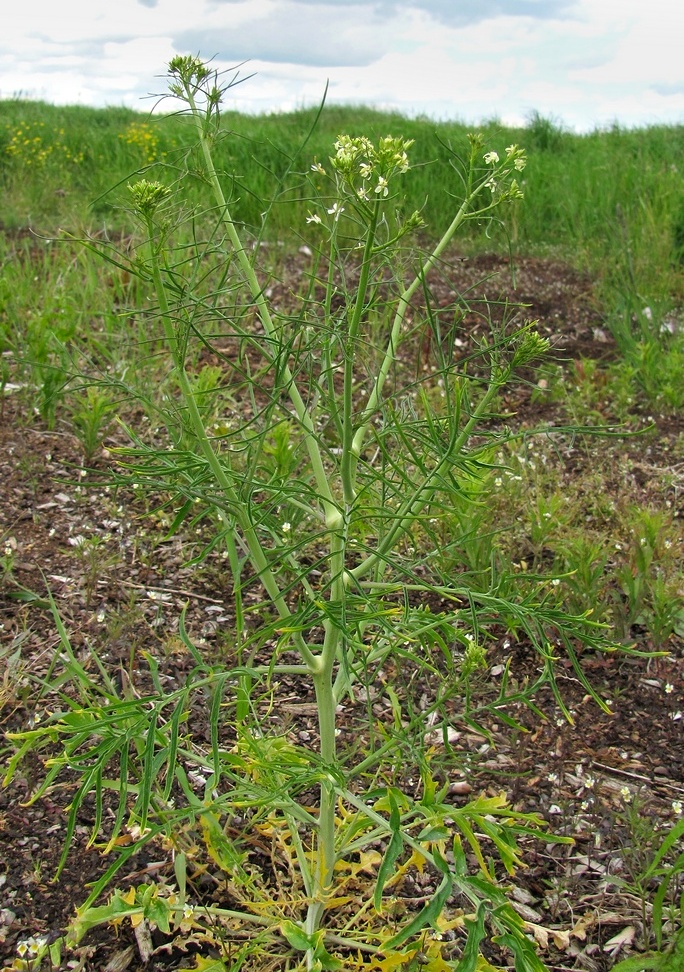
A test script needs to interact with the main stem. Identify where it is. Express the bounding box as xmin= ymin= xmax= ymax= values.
xmin=181 ymin=85 xmax=346 ymax=949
